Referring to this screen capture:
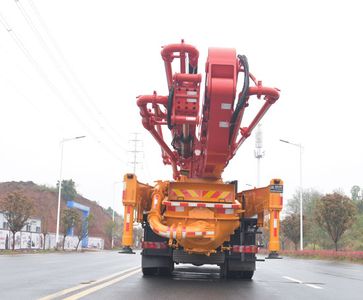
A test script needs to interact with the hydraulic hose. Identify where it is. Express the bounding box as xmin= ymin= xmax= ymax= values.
xmin=167 ymin=87 xmax=174 ymax=130
xmin=148 ymin=189 xmax=215 ymax=240
xmin=229 ymin=55 xmax=249 ymax=144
